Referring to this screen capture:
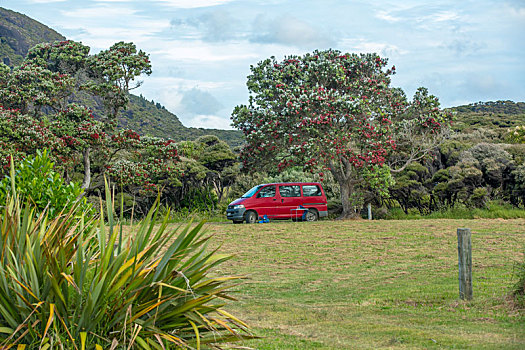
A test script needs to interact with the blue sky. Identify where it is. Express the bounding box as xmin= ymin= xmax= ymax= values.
xmin=1 ymin=0 xmax=524 ymax=129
